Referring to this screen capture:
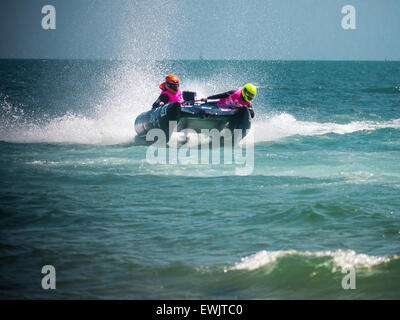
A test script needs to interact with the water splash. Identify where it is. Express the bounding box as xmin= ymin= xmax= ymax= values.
xmin=0 ymin=64 xmax=161 ymax=145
